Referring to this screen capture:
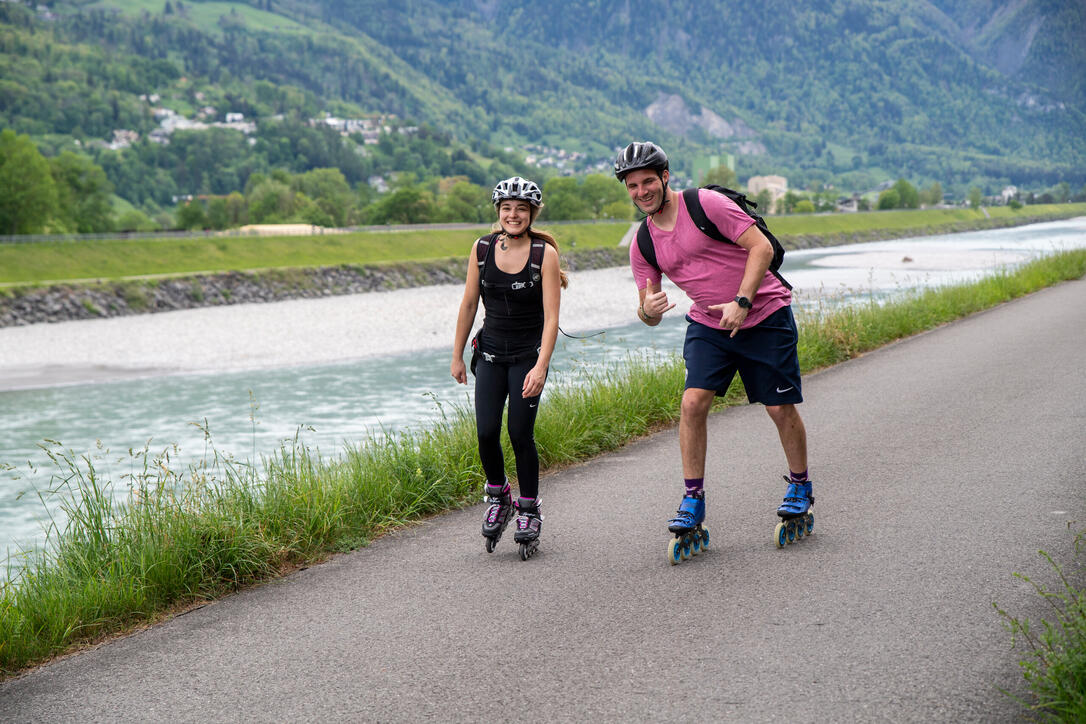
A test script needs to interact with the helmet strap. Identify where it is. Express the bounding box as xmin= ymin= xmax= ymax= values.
xmin=649 ymin=170 xmax=670 ymax=216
